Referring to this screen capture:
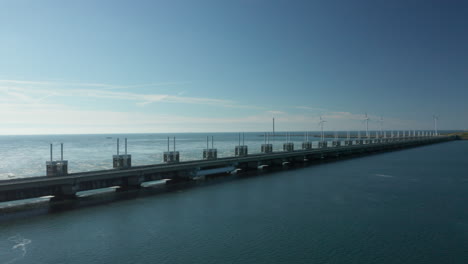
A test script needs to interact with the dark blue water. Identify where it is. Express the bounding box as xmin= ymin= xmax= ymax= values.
xmin=1 ymin=140 xmax=467 ymax=263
